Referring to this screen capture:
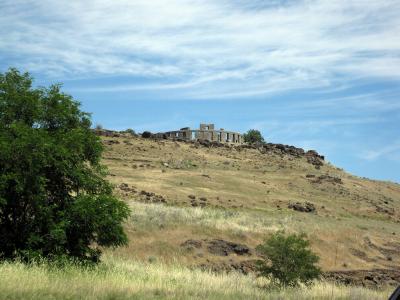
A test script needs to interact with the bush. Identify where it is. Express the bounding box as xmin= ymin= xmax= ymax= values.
xmin=0 ymin=68 xmax=130 ymax=263
xmin=243 ymin=129 xmax=264 ymax=144
xmin=124 ymin=128 xmax=136 ymax=135
xmin=256 ymin=231 xmax=321 ymax=287
xmin=141 ymin=131 xmax=152 ymax=138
